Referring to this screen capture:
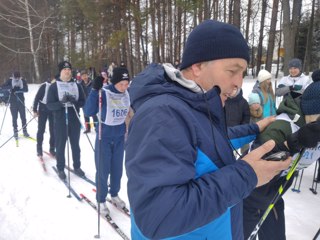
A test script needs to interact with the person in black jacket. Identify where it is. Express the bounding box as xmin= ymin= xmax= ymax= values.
xmin=33 ymin=78 xmax=55 ymax=157
xmin=46 ymin=61 xmax=86 ymax=180
xmin=225 ymin=89 xmax=250 ymax=127
xmin=80 ymin=70 xmax=98 ymax=133
xmin=1 ymin=71 xmax=29 ymax=138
